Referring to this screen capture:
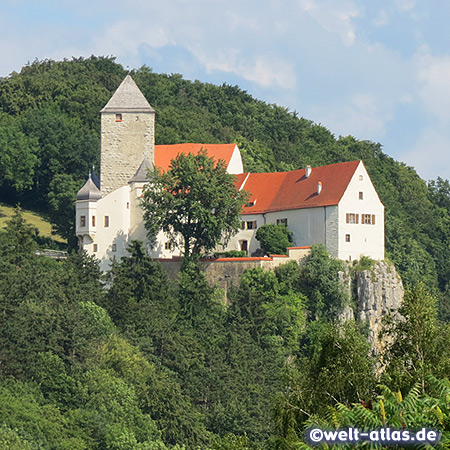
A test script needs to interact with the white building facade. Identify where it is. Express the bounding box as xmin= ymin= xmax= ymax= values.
xmin=227 ymin=161 xmax=384 ymax=261
xmin=76 ymin=76 xmax=384 ymax=270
